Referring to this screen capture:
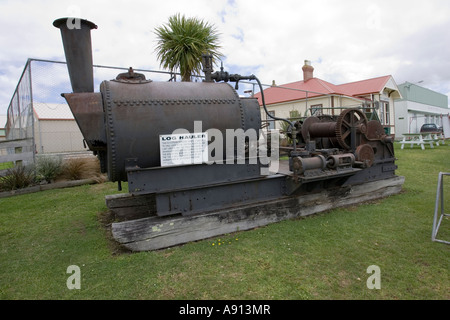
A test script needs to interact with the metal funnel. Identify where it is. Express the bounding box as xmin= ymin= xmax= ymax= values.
xmin=53 ymin=17 xmax=97 ymax=93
